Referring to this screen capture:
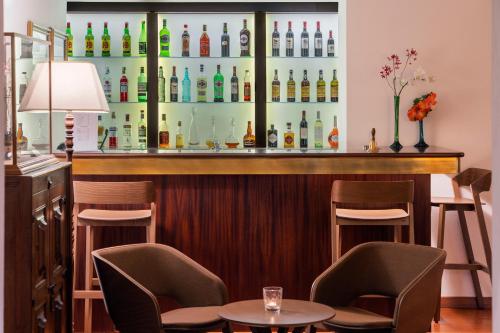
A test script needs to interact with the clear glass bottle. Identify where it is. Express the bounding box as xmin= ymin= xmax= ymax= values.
xmin=197 ymin=64 xmax=207 ymax=102
xmin=108 ymin=111 xmax=118 ymax=149
xmin=103 ymin=66 xmax=112 ymax=103
xmin=97 ymin=115 xmax=104 ymax=148
xmin=188 ymin=107 xmax=200 ymax=147
xmin=158 ymin=66 xmax=166 ymax=102
xmin=225 ymin=117 xmax=239 ymax=149
xmin=182 ymin=67 xmax=191 ymax=102
xmin=138 ymin=110 xmax=147 ymax=149
xmin=123 ymin=113 xmax=132 ymax=150
xmin=206 ymin=116 xmax=219 ymax=149
xmin=314 ymin=111 xmax=323 ymax=149
xmin=328 ymin=115 xmax=339 ymax=150
xmin=159 ymin=113 xmax=169 ymax=149
xmin=19 ymin=72 xmax=28 ymax=103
